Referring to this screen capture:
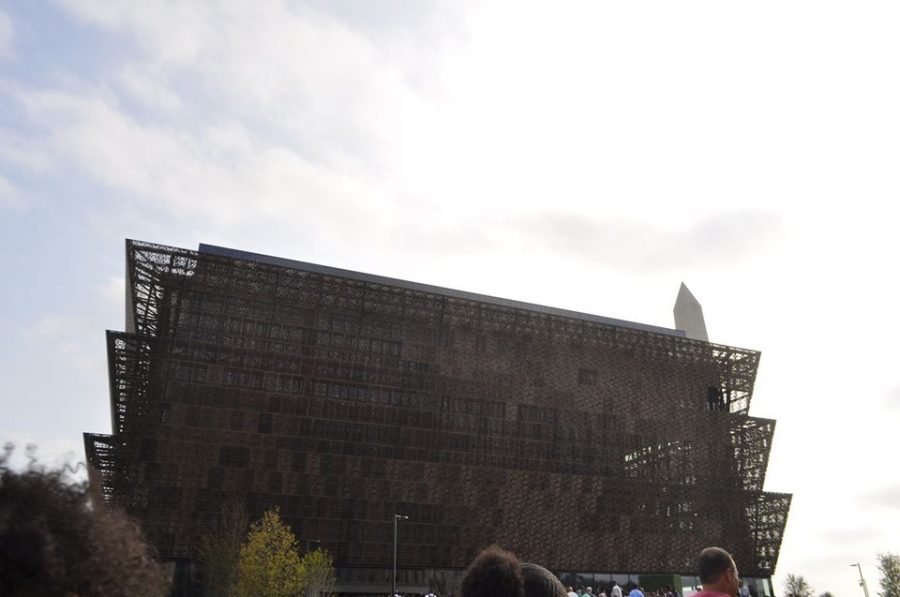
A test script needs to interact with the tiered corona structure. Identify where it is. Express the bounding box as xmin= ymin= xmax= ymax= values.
xmin=85 ymin=240 xmax=790 ymax=595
